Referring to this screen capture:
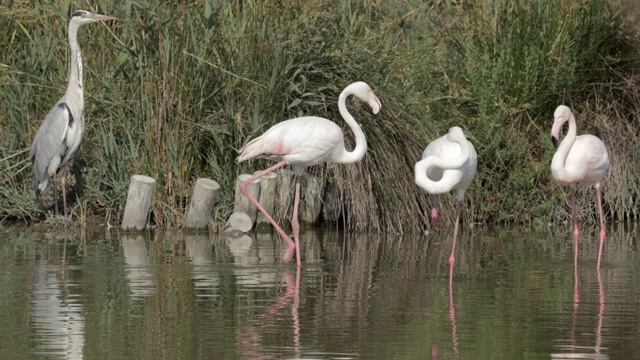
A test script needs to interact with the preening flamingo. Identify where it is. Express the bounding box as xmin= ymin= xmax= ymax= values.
xmin=237 ymin=81 xmax=381 ymax=267
xmin=414 ymin=126 xmax=477 ymax=285
xmin=550 ymin=105 xmax=609 ymax=269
